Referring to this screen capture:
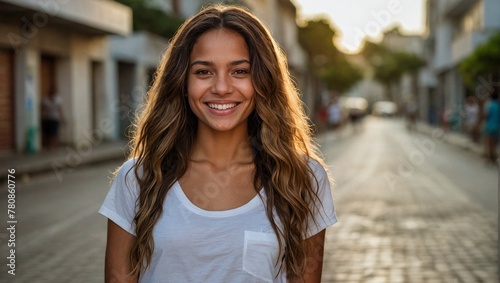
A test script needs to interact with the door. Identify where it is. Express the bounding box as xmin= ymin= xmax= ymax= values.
xmin=0 ymin=49 xmax=15 ymax=154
